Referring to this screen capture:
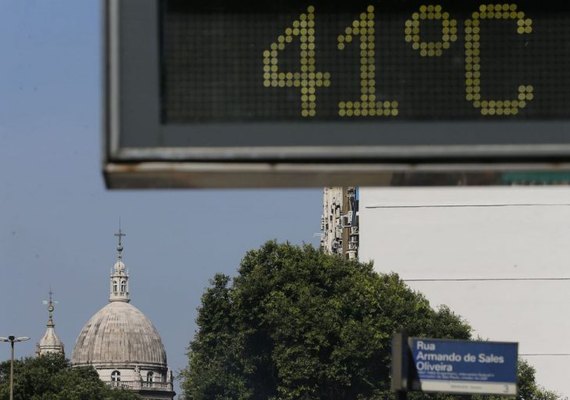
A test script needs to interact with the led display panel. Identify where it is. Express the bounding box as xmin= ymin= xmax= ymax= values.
xmin=162 ymin=0 xmax=569 ymax=122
